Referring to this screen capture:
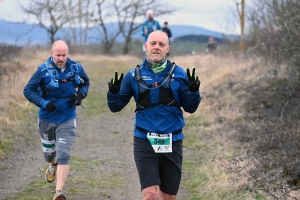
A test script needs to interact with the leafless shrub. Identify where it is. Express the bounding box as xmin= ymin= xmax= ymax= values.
xmin=0 ymin=43 xmax=22 ymax=76
xmin=247 ymin=0 xmax=300 ymax=74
